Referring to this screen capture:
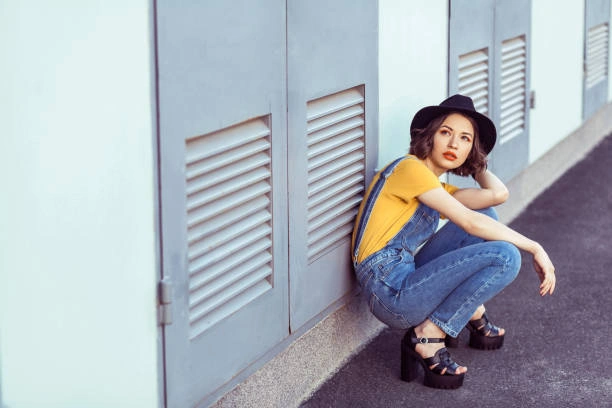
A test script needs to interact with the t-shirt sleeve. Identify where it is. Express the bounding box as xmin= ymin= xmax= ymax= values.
xmin=385 ymin=158 xmax=443 ymax=201
xmin=442 ymin=182 xmax=459 ymax=195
